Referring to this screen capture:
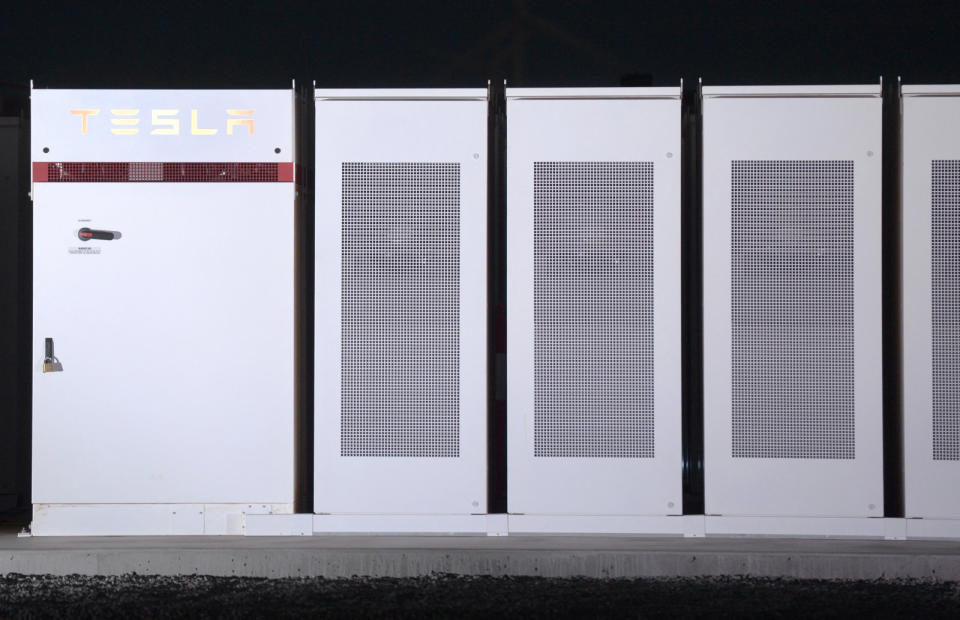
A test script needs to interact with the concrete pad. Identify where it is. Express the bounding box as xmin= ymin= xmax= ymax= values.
xmin=2 ymin=527 xmax=960 ymax=579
